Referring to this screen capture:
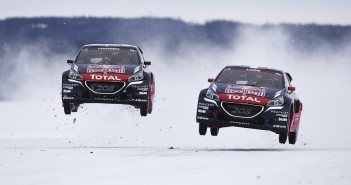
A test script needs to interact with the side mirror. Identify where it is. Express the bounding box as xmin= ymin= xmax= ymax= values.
xmin=208 ymin=78 xmax=214 ymax=82
xmin=288 ymin=86 xmax=296 ymax=91
xmin=67 ymin=60 xmax=74 ymax=64
xmin=144 ymin=61 xmax=151 ymax=66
